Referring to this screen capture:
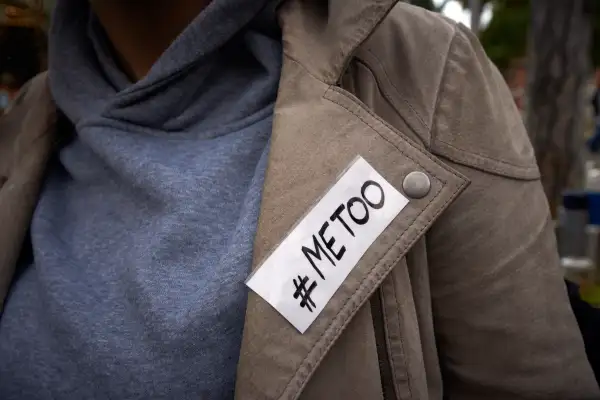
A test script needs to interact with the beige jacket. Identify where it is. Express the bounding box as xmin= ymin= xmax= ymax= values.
xmin=0 ymin=1 xmax=598 ymax=399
